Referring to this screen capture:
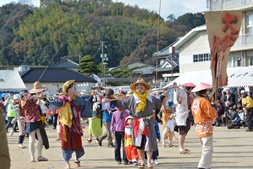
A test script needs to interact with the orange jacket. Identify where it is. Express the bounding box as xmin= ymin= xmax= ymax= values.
xmin=191 ymin=97 xmax=217 ymax=138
